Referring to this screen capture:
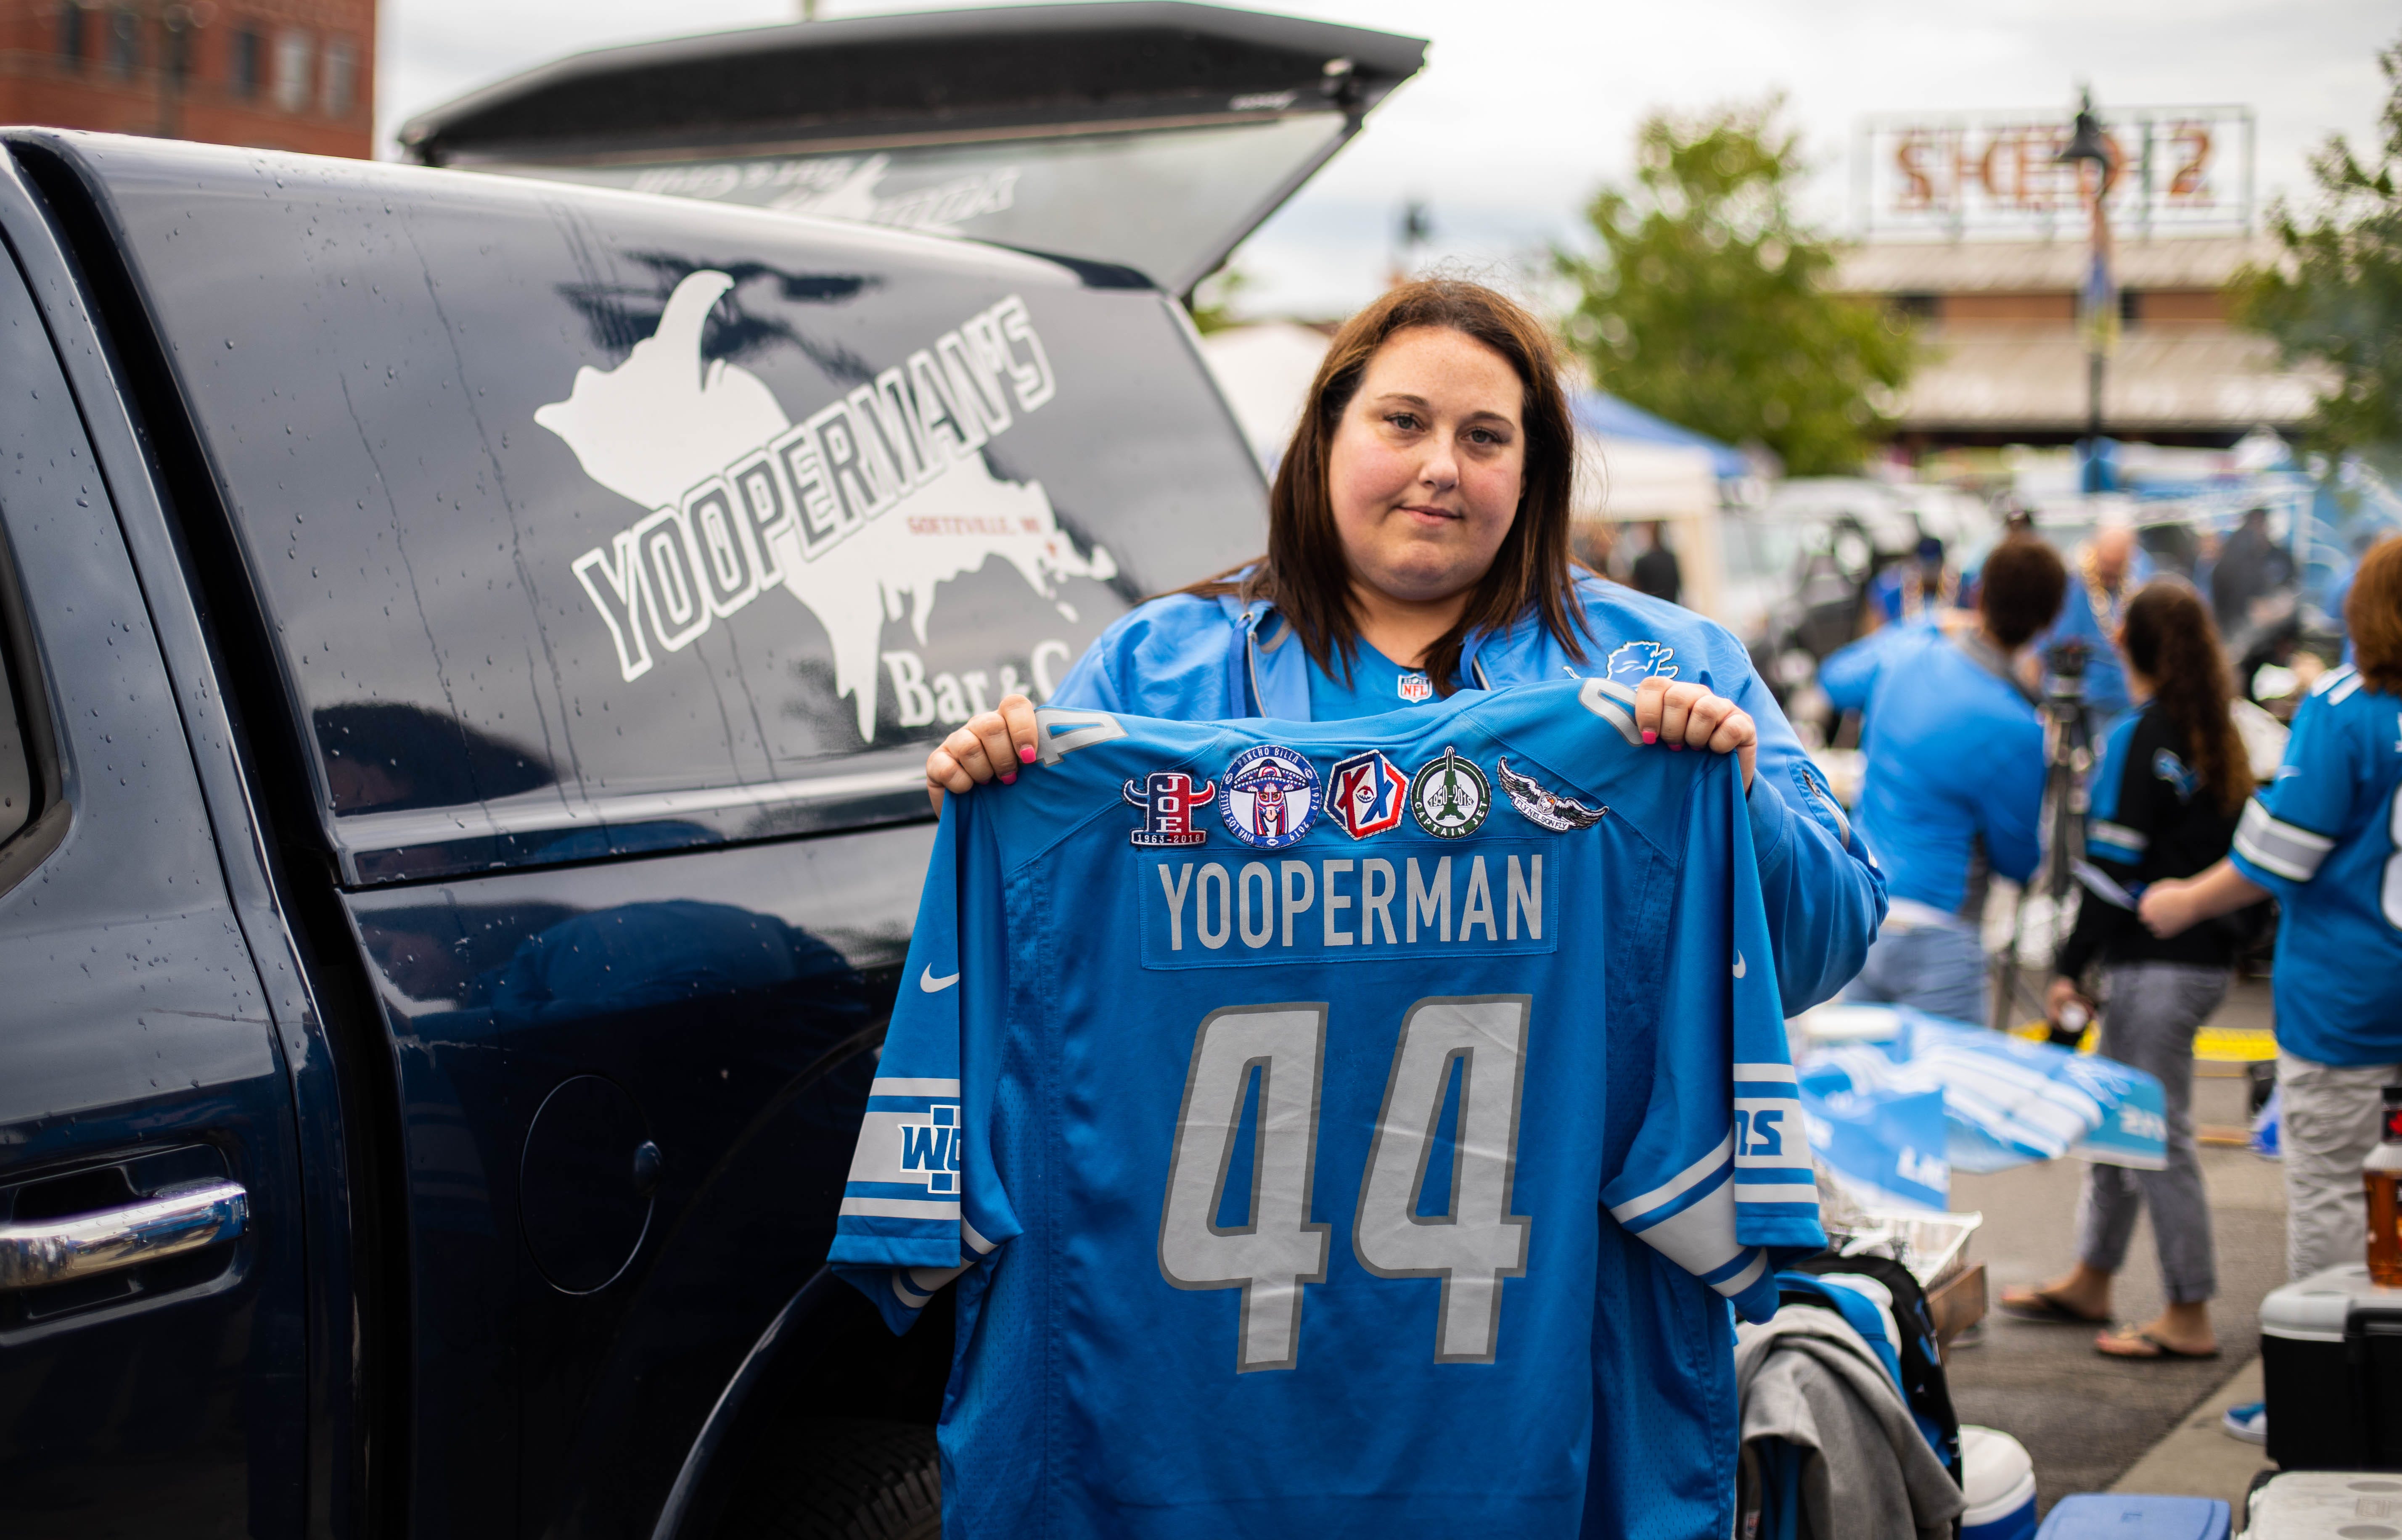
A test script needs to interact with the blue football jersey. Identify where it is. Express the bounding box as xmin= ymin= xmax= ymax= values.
xmin=2229 ymin=665 xmax=2402 ymax=1066
xmin=830 ymin=679 xmax=1822 ymax=1539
